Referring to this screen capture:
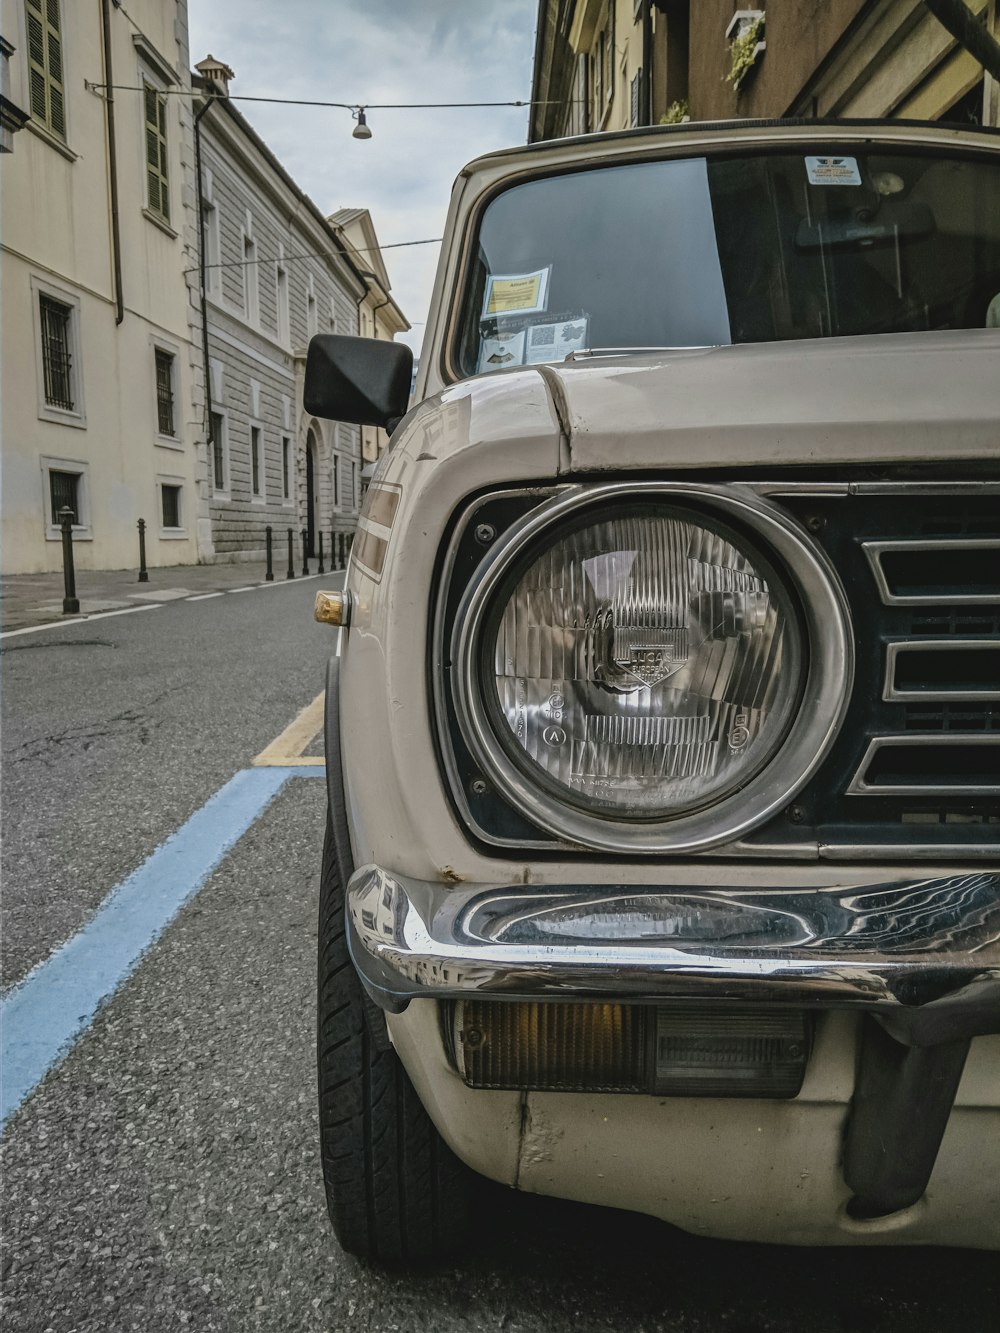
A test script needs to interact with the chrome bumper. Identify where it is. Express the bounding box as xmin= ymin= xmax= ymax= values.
xmin=346 ymin=867 xmax=1000 ymax=1042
